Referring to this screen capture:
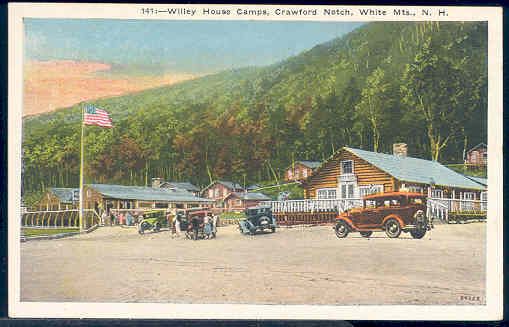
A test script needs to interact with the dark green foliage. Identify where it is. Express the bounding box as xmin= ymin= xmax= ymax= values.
xmin=22 ymin=22 xmax=487 ymax=196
